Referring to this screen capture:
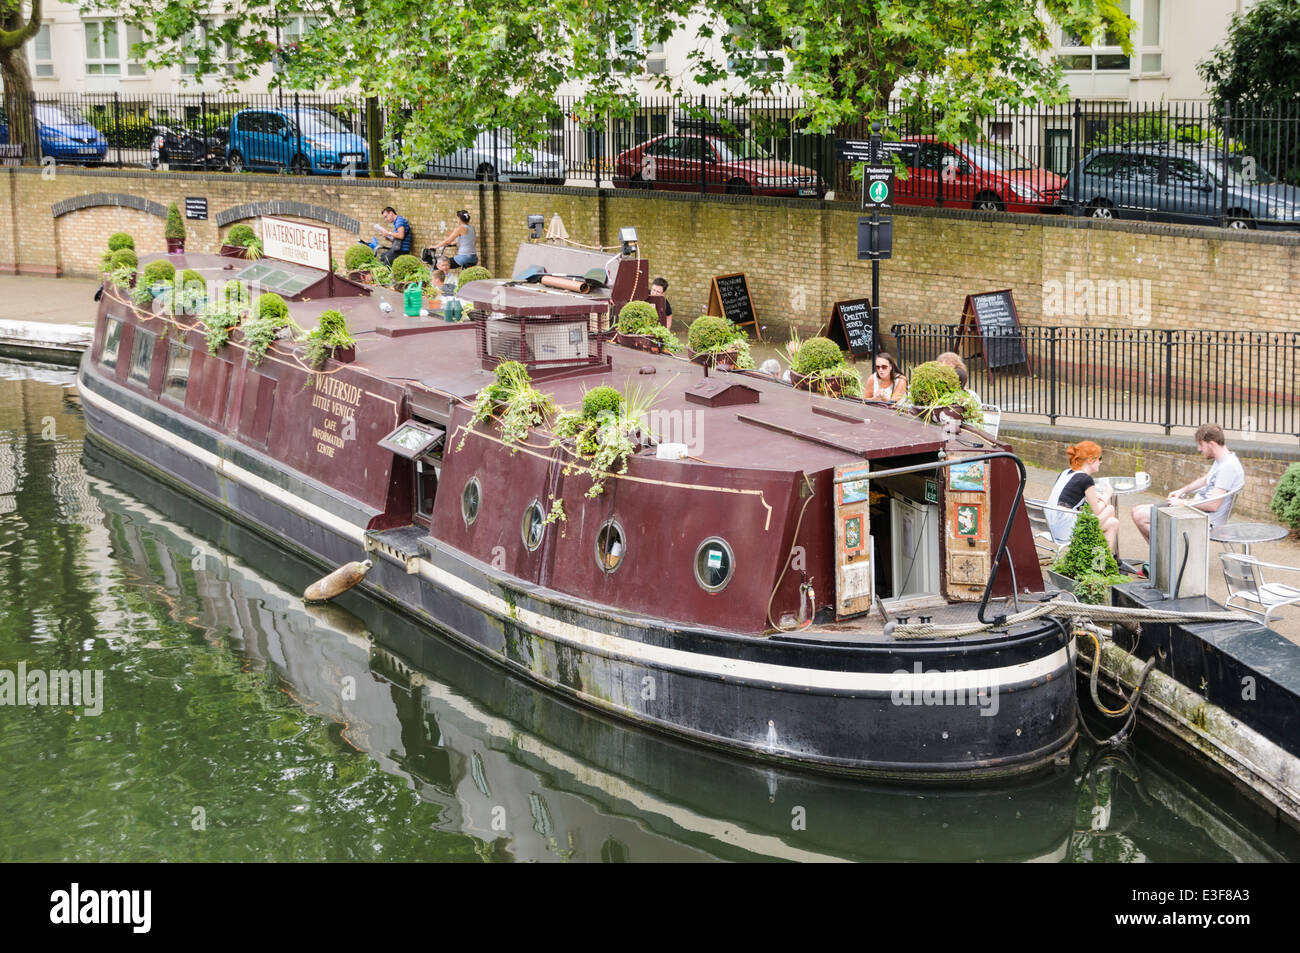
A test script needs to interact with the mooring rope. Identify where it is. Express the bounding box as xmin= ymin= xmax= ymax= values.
xmin=889 ymin=597 xmax=1255 ymax=640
